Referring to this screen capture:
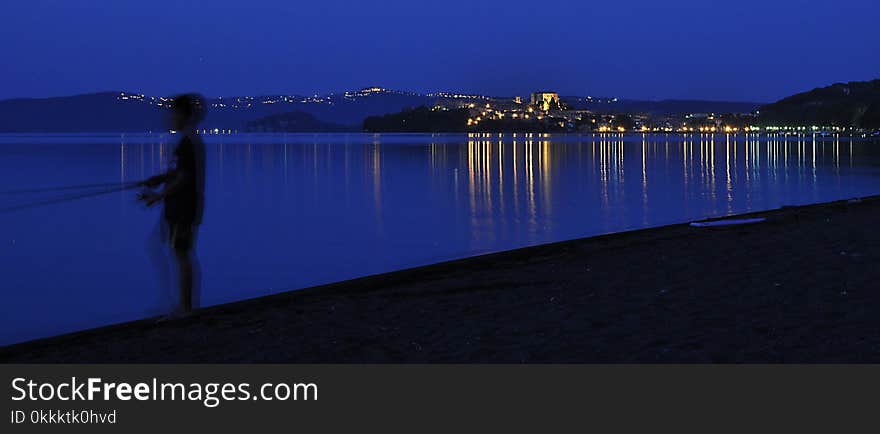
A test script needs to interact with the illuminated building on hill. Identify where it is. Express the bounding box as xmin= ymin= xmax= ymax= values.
xmin=530 ymin=92 xmax=559 ymax=111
